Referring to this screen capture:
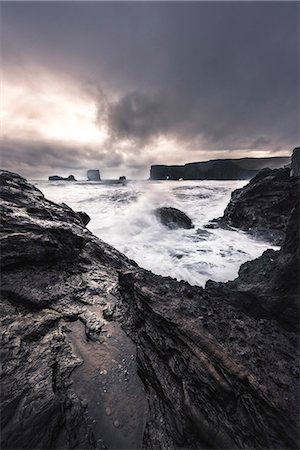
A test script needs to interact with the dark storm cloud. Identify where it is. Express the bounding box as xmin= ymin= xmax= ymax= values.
xmin=107 ymin=92 xmax=171 ymax=141
xmin=2 ymin=1 xmax=299 ymax=176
